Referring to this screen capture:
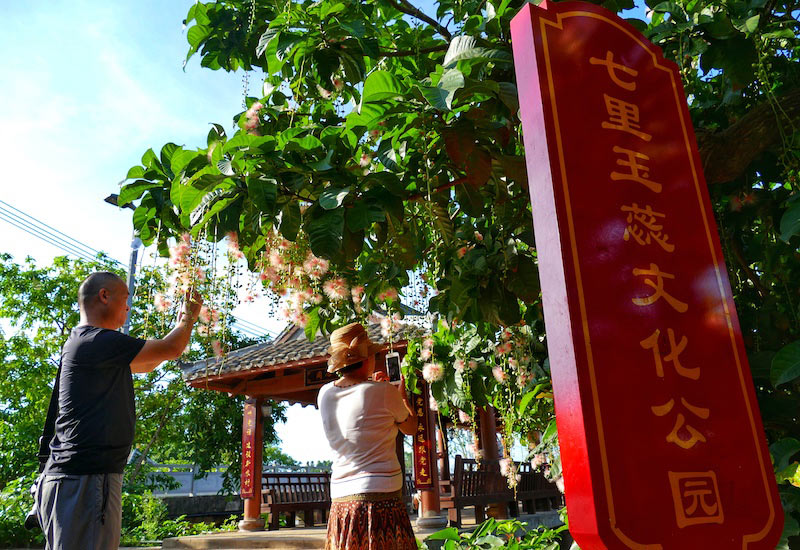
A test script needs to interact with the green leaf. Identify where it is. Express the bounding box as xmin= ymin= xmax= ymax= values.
xmin=207 ymin=124 xmax=226 ymax=147
xmin=187 ymin=24 xmax=210 ymax=48
xmin=119 ymin=180 xmax=161 ymax=207
xmin=306 ymin=207 xmax=344 ymax=260
xmin=497 ymin=81 xmax=519 ymax=113
xmin=779 ymin=200 xmax=800 ymax=242
xmin=247 ymin=177 xmax=277 ymax=215
xmin=132 ymin=203 xmax=156 ymax=231
xmin=287 ymin=134 xmax=323 ymax=151
xmin=276 ymin=33 xmax=303 ymax=61
xmin=426 ymin=527 xmax=461 ymax=541
xmin=376 ymin=140 xmax=399 ymax=171
xmin=173 ymin=181 xmax=211 ymax=221
xmin=443 ymin=35 xmax=511 ymax=68
xmin=738 ymin=14 xmax=760 ymax=34
xmin=160 ymin=143 xmax=180 ymax=169
xmin=518 ymin=390 xmax=539 ymax=415
xmin=186 ymin=24 xmax=210 ymax=60
xmin=347 ymin=200 xmax=385 ymax=231
xmin=419 ymin=69 xmax=465 ymax=110
xmin=763 ymin=28 xmax=796 ymax=39
xmin=338 ymin=19 xmax=366 ymax=38
xmin=455 ymin=182 xmax=484 ymax=217
xmin=771 ymin=340 xmax=800 ymax=387
xmin=430 ymin=203 xmax=454 ymax=245
xmin=171 ymin=149 xmax=203 ymax=174
xmin=506 ymin=254 xmax=540 ymax=303
xmin=542 ymin=419 xmax=558 ymax=443
xmin=776 ymin=510 xmax=800 ymax=550
xmin=320 ymin=2 xmax=346 ymax=18
xmin=217 ymin=159 xmax=235 ymax=176
xmin=444 ymin=35 xmax=478 ymax=66
xmin=256 ymin=28 xmax=280 ymax=58
xmin=189 ymin=187 xmax=239 ymax=227
xmin=126 ymin=165 xmax=145 ymax=179
xmin=771 ymin=438 xmax=800 ymax=472
xmin=363 ymin=172 xmax=405 ymax=196
xmin=304 ymin=307 xmax=320 ymax=341
xmin=362 ymin=70 xmax=403 ymax=103
xmin=280 ymin=202 xmax=301 ymax=241
xmin=319 ymin=187 xmax=350 ymax=210
xmin=141 ymin=148 xmax=163 ymax=172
